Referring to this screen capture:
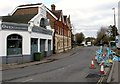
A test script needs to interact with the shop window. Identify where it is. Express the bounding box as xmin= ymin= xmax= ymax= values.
xmin=7 ymin=34 xmax=22 ymax=55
